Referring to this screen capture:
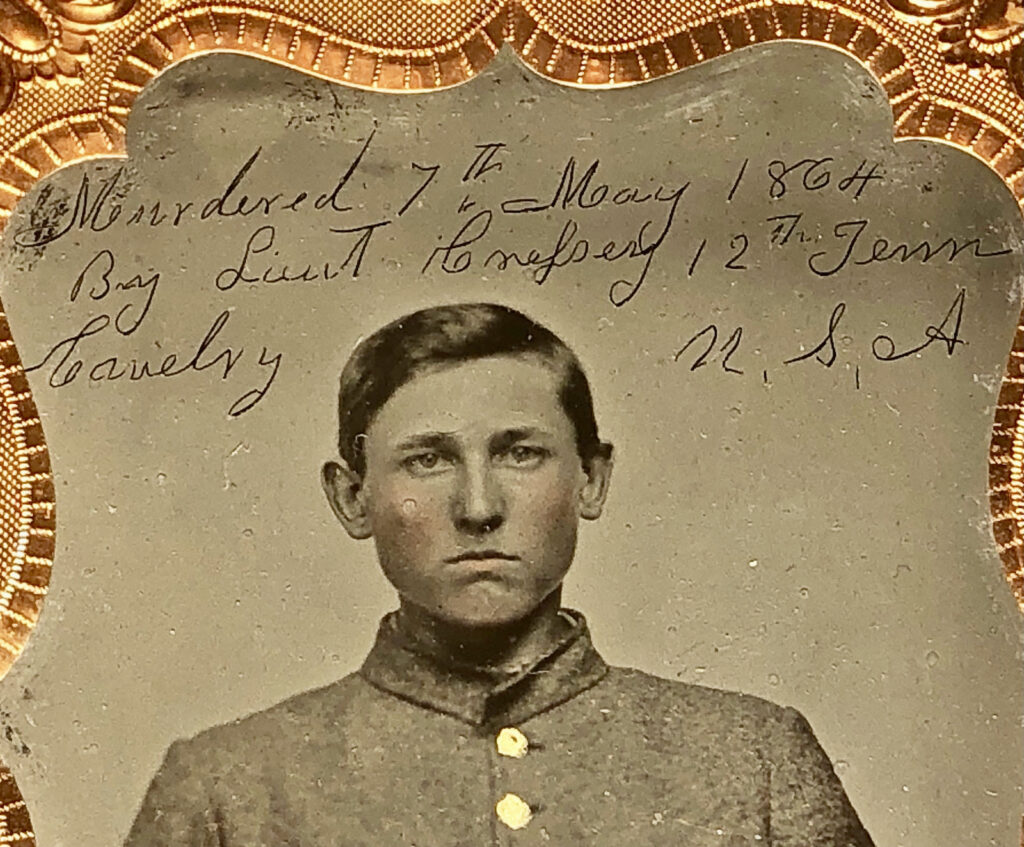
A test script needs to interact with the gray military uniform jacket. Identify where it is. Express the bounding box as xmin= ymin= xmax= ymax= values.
xmin=125 ymin=610 xmax=874 ymax=846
